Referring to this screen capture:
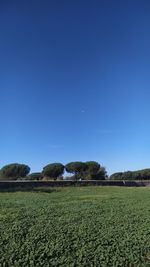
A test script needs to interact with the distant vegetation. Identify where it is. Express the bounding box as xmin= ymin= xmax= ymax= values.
xmin=110 ymin=169 xmax=150 ymax=180
xmin=1 ymin=162 xmax=150 ymax=180
xmin=0 ymin=161 xmax=107 ymax=181
xmin=26 ymin=172 xmax=44 ymax=180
